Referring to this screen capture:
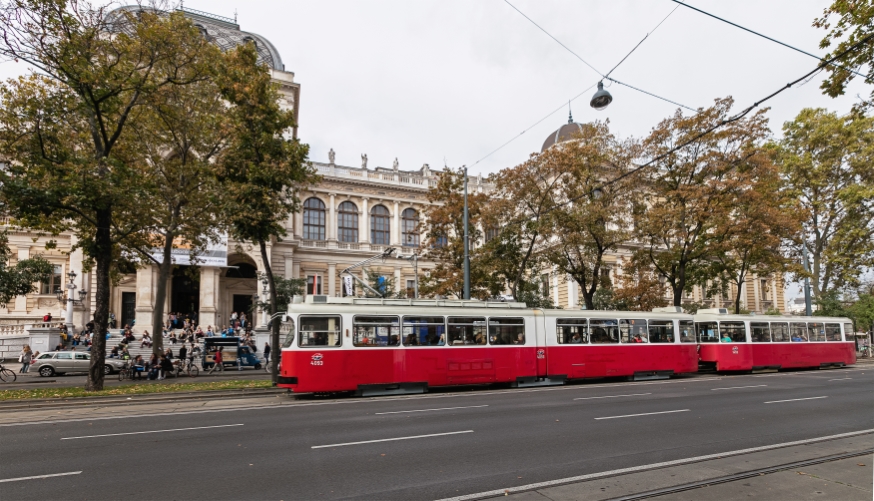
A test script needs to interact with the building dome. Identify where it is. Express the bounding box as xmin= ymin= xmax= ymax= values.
xmin=542 ymin=109 xmax=588 ymax=152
